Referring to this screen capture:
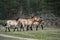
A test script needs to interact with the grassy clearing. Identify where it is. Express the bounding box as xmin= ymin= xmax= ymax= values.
xmin=0 ymin=27 xmax=60 ymax=40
